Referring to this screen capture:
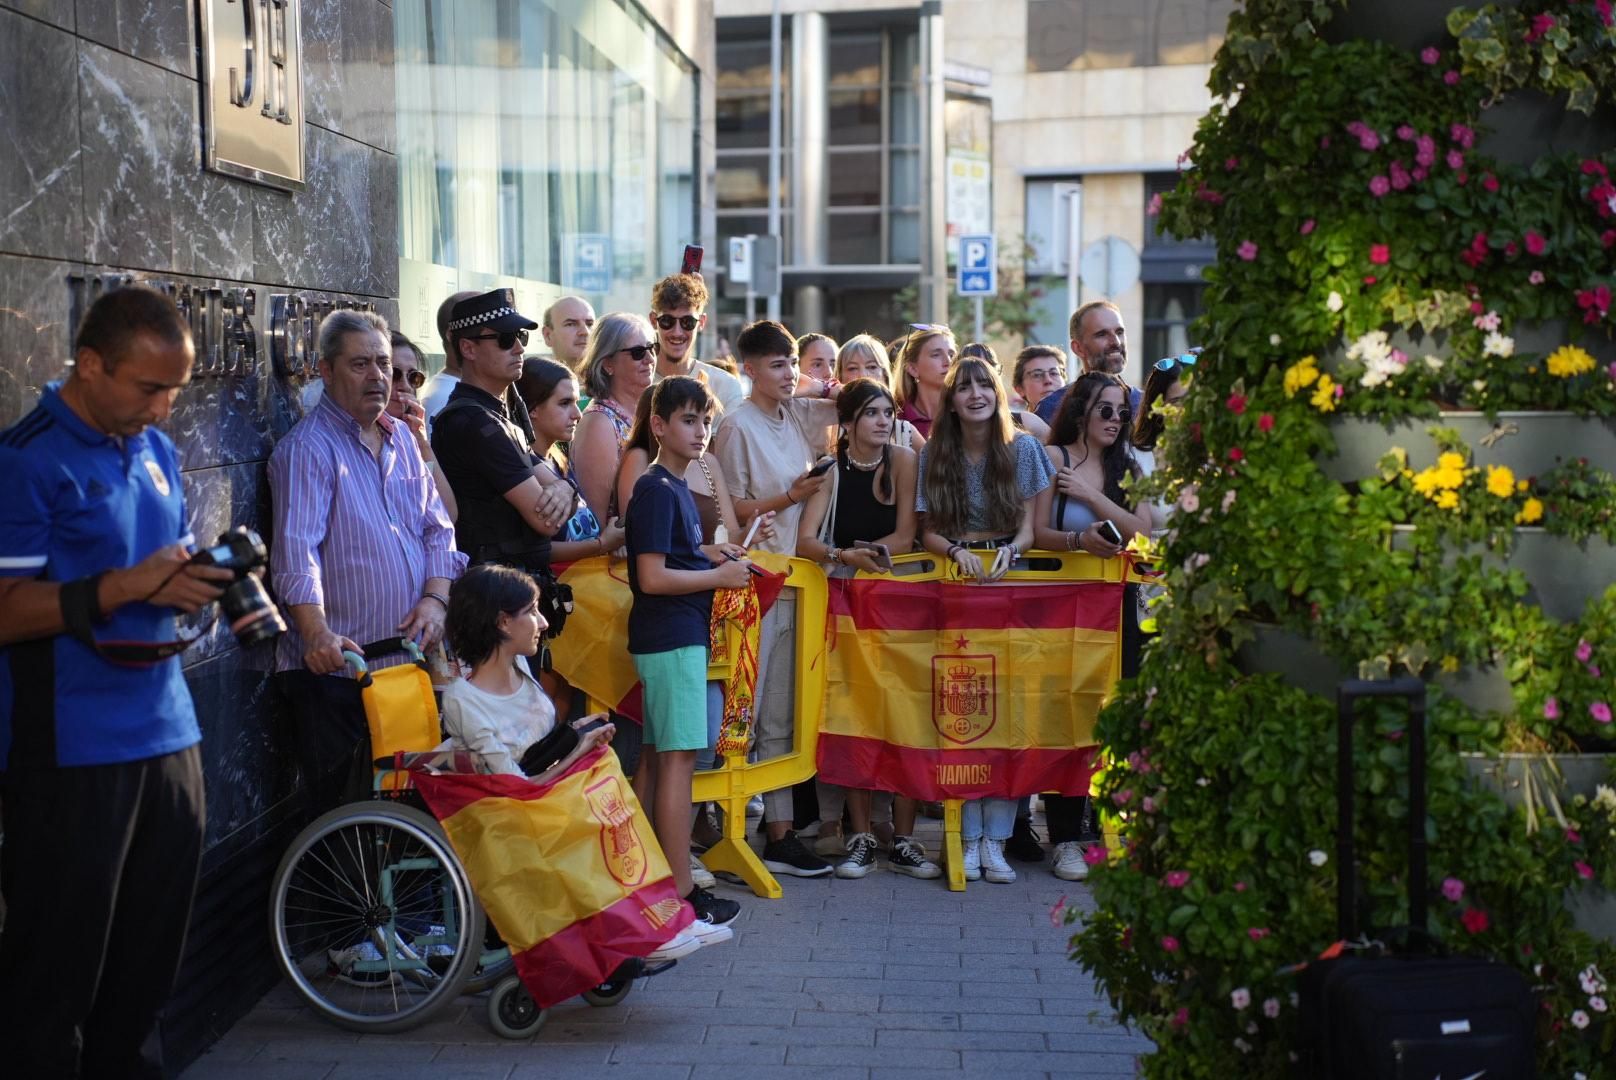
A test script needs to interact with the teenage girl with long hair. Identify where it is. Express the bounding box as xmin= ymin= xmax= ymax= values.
xmin=895 ymin=325 xmax=957 ymax=439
